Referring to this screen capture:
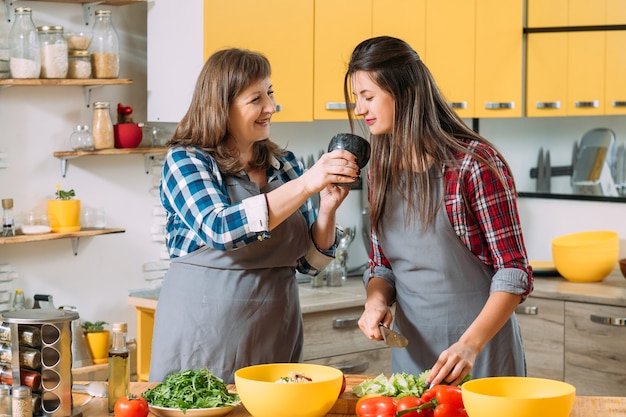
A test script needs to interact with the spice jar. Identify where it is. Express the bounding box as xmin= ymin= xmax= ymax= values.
xmin=0 ymin=366 xmax=40 ymax=391
xmin=0 ymin=324 xmax=40 ymax=349
xmin=8 ymin=7 xmax=40 ymax=79
xmin=11 ymin=386 xmax=30 ymax=417
xmin=90 ymin=10 xmax=119 ymax=78
xmin=36 ymin=25 xmax=68 ymax=79
xmin=0 ymin=384 xmax=10 ymax=417
xmin=67 ymin=49 xmax=91 ymax=79
xmin=92 ymin=102 xmax=114 ymax=149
